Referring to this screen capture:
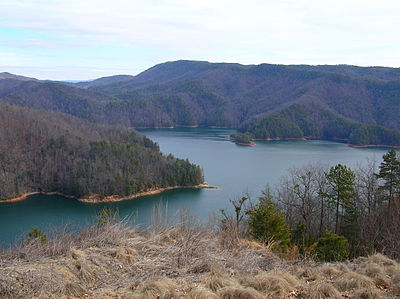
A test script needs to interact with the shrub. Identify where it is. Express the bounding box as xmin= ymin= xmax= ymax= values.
xmin=96 ymin=207 xmax=117 ymax=226
xmin=315 ymin=231 xmax=349 ymax=262
xmin=27 ymin=227 xmax=48 ymax=243
xmin=247 ymin=192 xmax=291 ymax=249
